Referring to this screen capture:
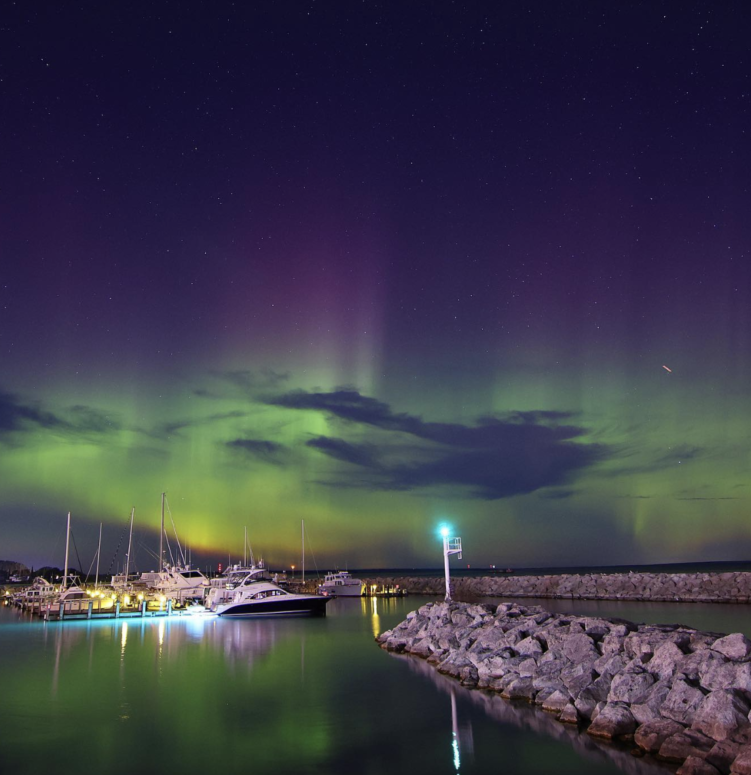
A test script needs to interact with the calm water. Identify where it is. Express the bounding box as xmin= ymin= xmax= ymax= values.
xmin=2 ymin=596 xmax=750 ymax=775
